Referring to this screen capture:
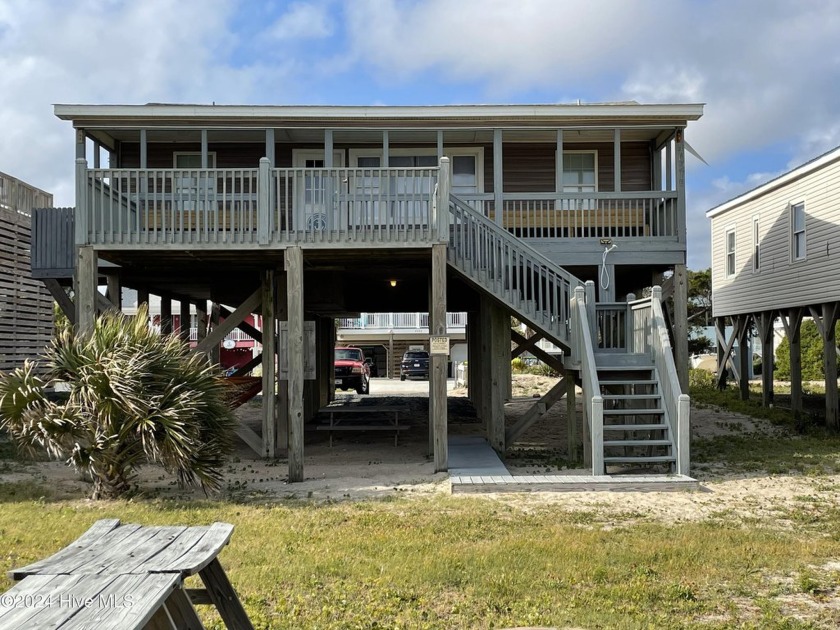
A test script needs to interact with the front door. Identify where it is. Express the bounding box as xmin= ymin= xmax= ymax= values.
xmin=292 ymin=150 xmax=345 ymax=232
